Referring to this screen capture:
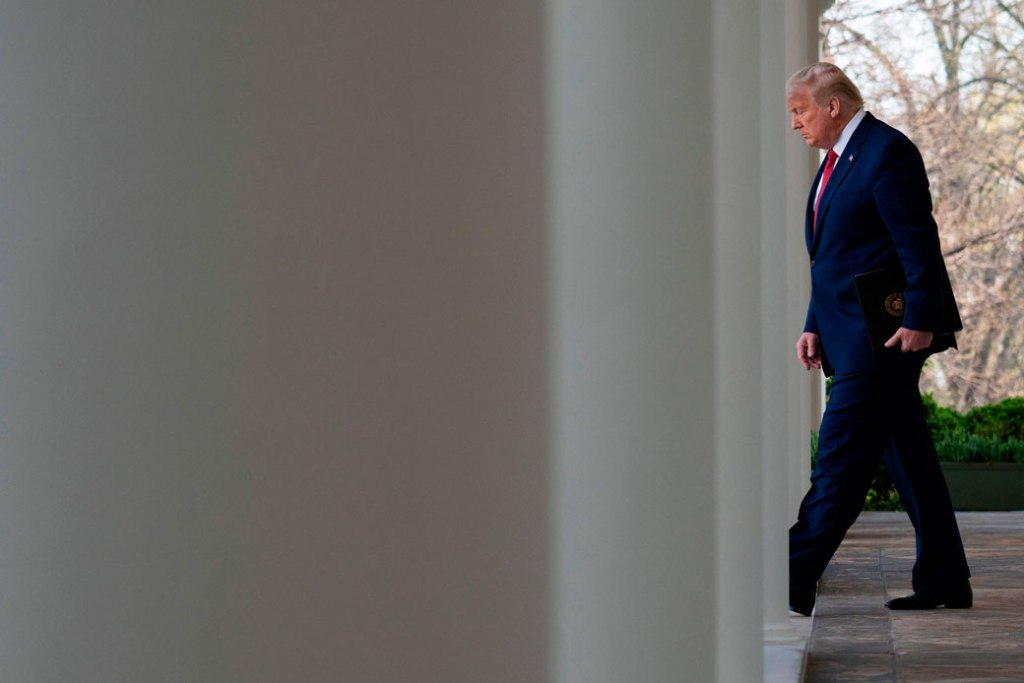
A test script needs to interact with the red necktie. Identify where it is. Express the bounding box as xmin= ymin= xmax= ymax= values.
xmin=813 ymin=148 xmax=838 ymax=230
